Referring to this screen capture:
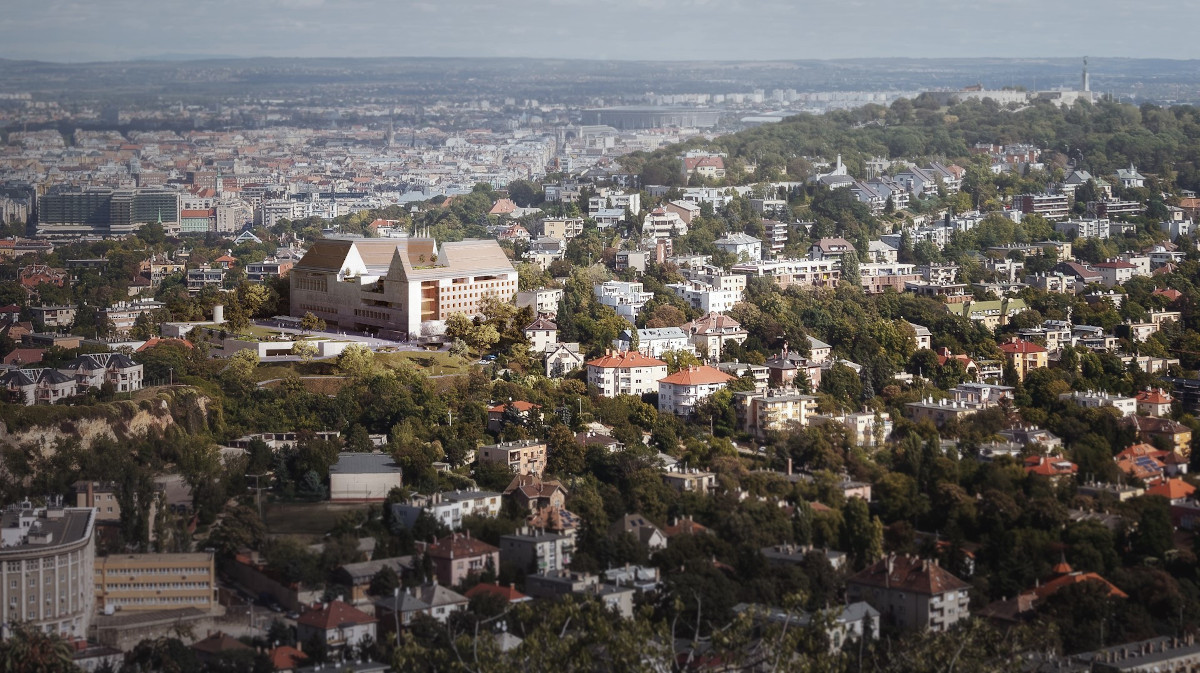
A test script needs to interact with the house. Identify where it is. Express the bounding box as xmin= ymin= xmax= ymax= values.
xmin=586 ymin=350 xmax=668 ymax=397
xmin=191 ymin=632 xmax=253 ymax=664
xmin=683 ymin=155 xmax=726 ymax=180
xmin=713 ymin=233 xmax=762 ymax=261
xmin=1136 ymin=388 xmax=1173 ymax=417
xmin=523 ymin=318 xmax=558 ymax=353
xmin=661 ymin=468 xmax=717 ymax=494
xmin=609 ymin=514 xmax=667 ymax=550
xmin=504 ymin=474 xmax=567 ymax=512
xmin=478 ymin=439 xmax=547 ymax=475
xmin=594 ymin=281 xmax=654 ymax=321
xmin=1116 ymin=163 xmax=1146 ymax=189
xmin=733 ymin=602 xmax=879 ymax=653
xmin=734 ymin=390 xmax=818 ymax=438
xmin=1024 ymin=456 xmax=1079 ymax=481
xmin=1122 ymin=415 xmax=1192 ymax=457
xmin=642 ymin=208 xmax=688 ymax=238
xmin=933 ymin=348 xmax=979 ymax=379
xmin=808 ymin=237 xmax=856 ymax=261
xmin=186 ymin=266 xmax=225 ymax=292
xmin=809 ymin=411 xmax=893 ymax=447
xmin=613 ymin=327 xmax=694 ymax=359
xmin=523 ymin=570 xmax=638 ymax=619
xmin=658 ymin=365 xmax=735 ymax=417
xmin=328 ymin=453 xmax=403 ymax=502
xmin=465 ymin=582 xmax=531 ymax=604
xmin=486 ymin=401 xmax=543 ymax=433
xmin=662 ymin=515 xmax=710 ymax=539
xmin=374 ymin=584 xmax=468 ymax=635
xmin=391 ymin=490 xmax=502 ymax=532
xmin=499 ymin=528 xmax=571 ymax=574
xmin=1093 ymin=259 xmax=1137 ymax=287
xmin=296 ymin=600 xmax=377 ymax=649
xmin=846 ymin=554 xmax=971 ymax=632
xmin=2 ymin=368 xmax=90 ymax=405
xmin=268 ymin=646 xmax=309 ymax=673
xmin=980 ymin=560 xmax=1125 ymax=625
xmin=681 ymin=312 xmax=748 ymax=361
xmin=423 ymin=533 xmax=500 ymax=587
xmin=333 ymin=557 xmax=415 ymax=604
xmin=544 ymin=342 xmax=585 ymax=378
xmin=2 ymin=348 xmax=43 ymax=366
xmin=1059 ymin=390 xmax=1137 ymax=417
xmin=1114 ymin=443 xmax=1167 ymax=485
xmin=998 ymin=339 xmax=1047 ymax=382
xmin=664 ymin=200 xmax=701 ymax=225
